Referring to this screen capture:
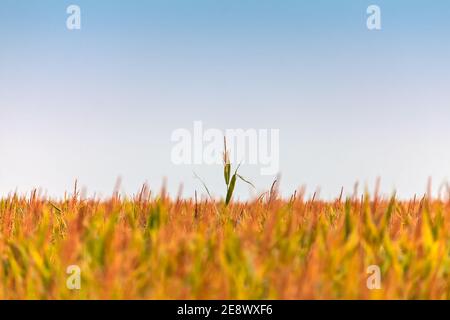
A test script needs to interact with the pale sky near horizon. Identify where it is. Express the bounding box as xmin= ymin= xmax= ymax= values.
xmin=1 ymin=0 xmax=449 ymax=199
